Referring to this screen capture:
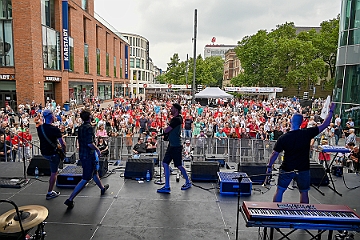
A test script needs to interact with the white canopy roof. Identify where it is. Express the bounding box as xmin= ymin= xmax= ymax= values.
xmin=195 ymin=87 xmax=233 ymax=99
